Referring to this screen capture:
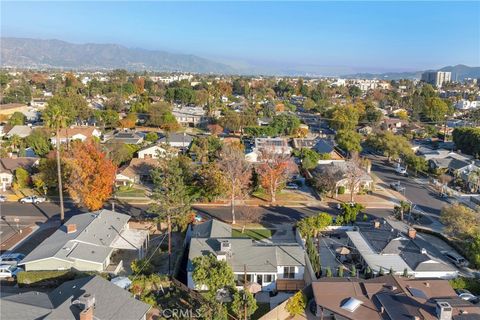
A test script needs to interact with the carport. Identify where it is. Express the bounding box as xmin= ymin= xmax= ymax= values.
xmin=111 ymin=228 xmax=149 ymax=259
